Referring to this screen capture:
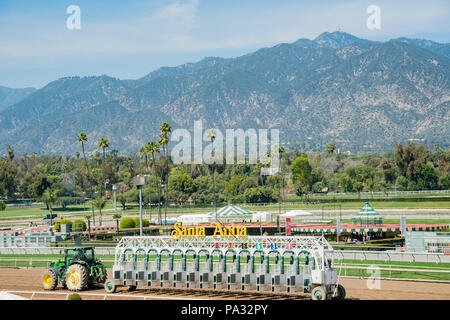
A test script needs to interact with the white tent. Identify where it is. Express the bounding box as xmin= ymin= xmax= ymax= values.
xmin=251 ymin=211 xmax=272 ymax=223
xmin=280 ymin=209 xmax=313 ymax=218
